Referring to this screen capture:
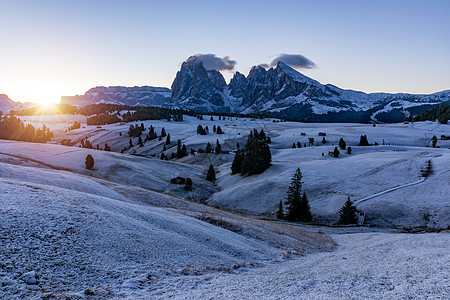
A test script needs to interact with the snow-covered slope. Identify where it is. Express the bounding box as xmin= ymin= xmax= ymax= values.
xmin=169 ymin=61 xmax=450 ymax=122
xmin=61 ymin=86 xmax=171 ymax=107
xmin=0 ymin=143 xmax=334 ymax=299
